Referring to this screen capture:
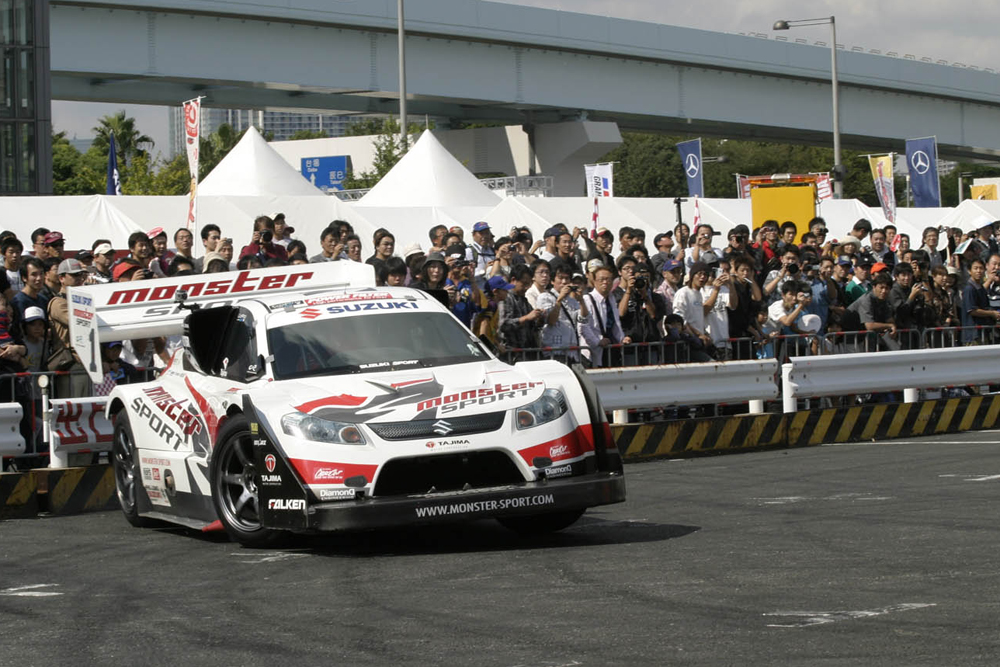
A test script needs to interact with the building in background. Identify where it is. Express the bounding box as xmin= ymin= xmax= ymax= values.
xmin=168 ymin=107 xmax=357 ymax=158
xmin=1 ymin=0 xmax=52 ymax=194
